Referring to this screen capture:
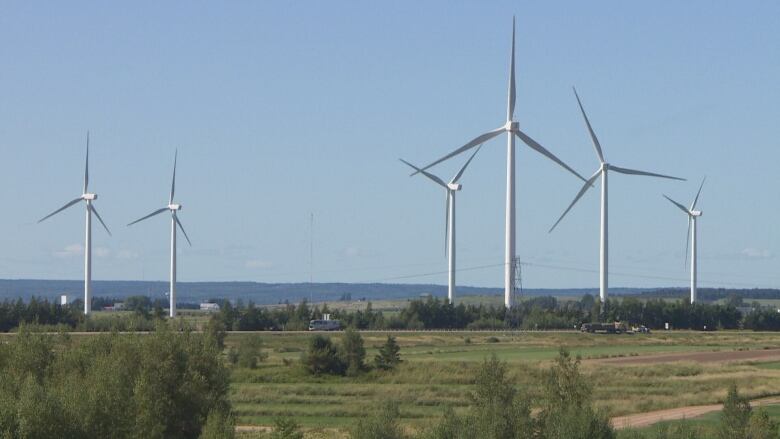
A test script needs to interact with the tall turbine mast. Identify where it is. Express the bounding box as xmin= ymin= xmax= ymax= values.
xmin=400 ymin=146 xmax=481 ymax=304
xmin=663 ymin=177 xmax=706 ymax=304
xmin=548 ymin=88 xmax=685 ymax=303
xmin=412 ymin=17 xmax=586 ymax=308
xmin=38 ymin=132 xmax=112 ymax=315
xmin=128 ymin=150 xmax=191 ymax=317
